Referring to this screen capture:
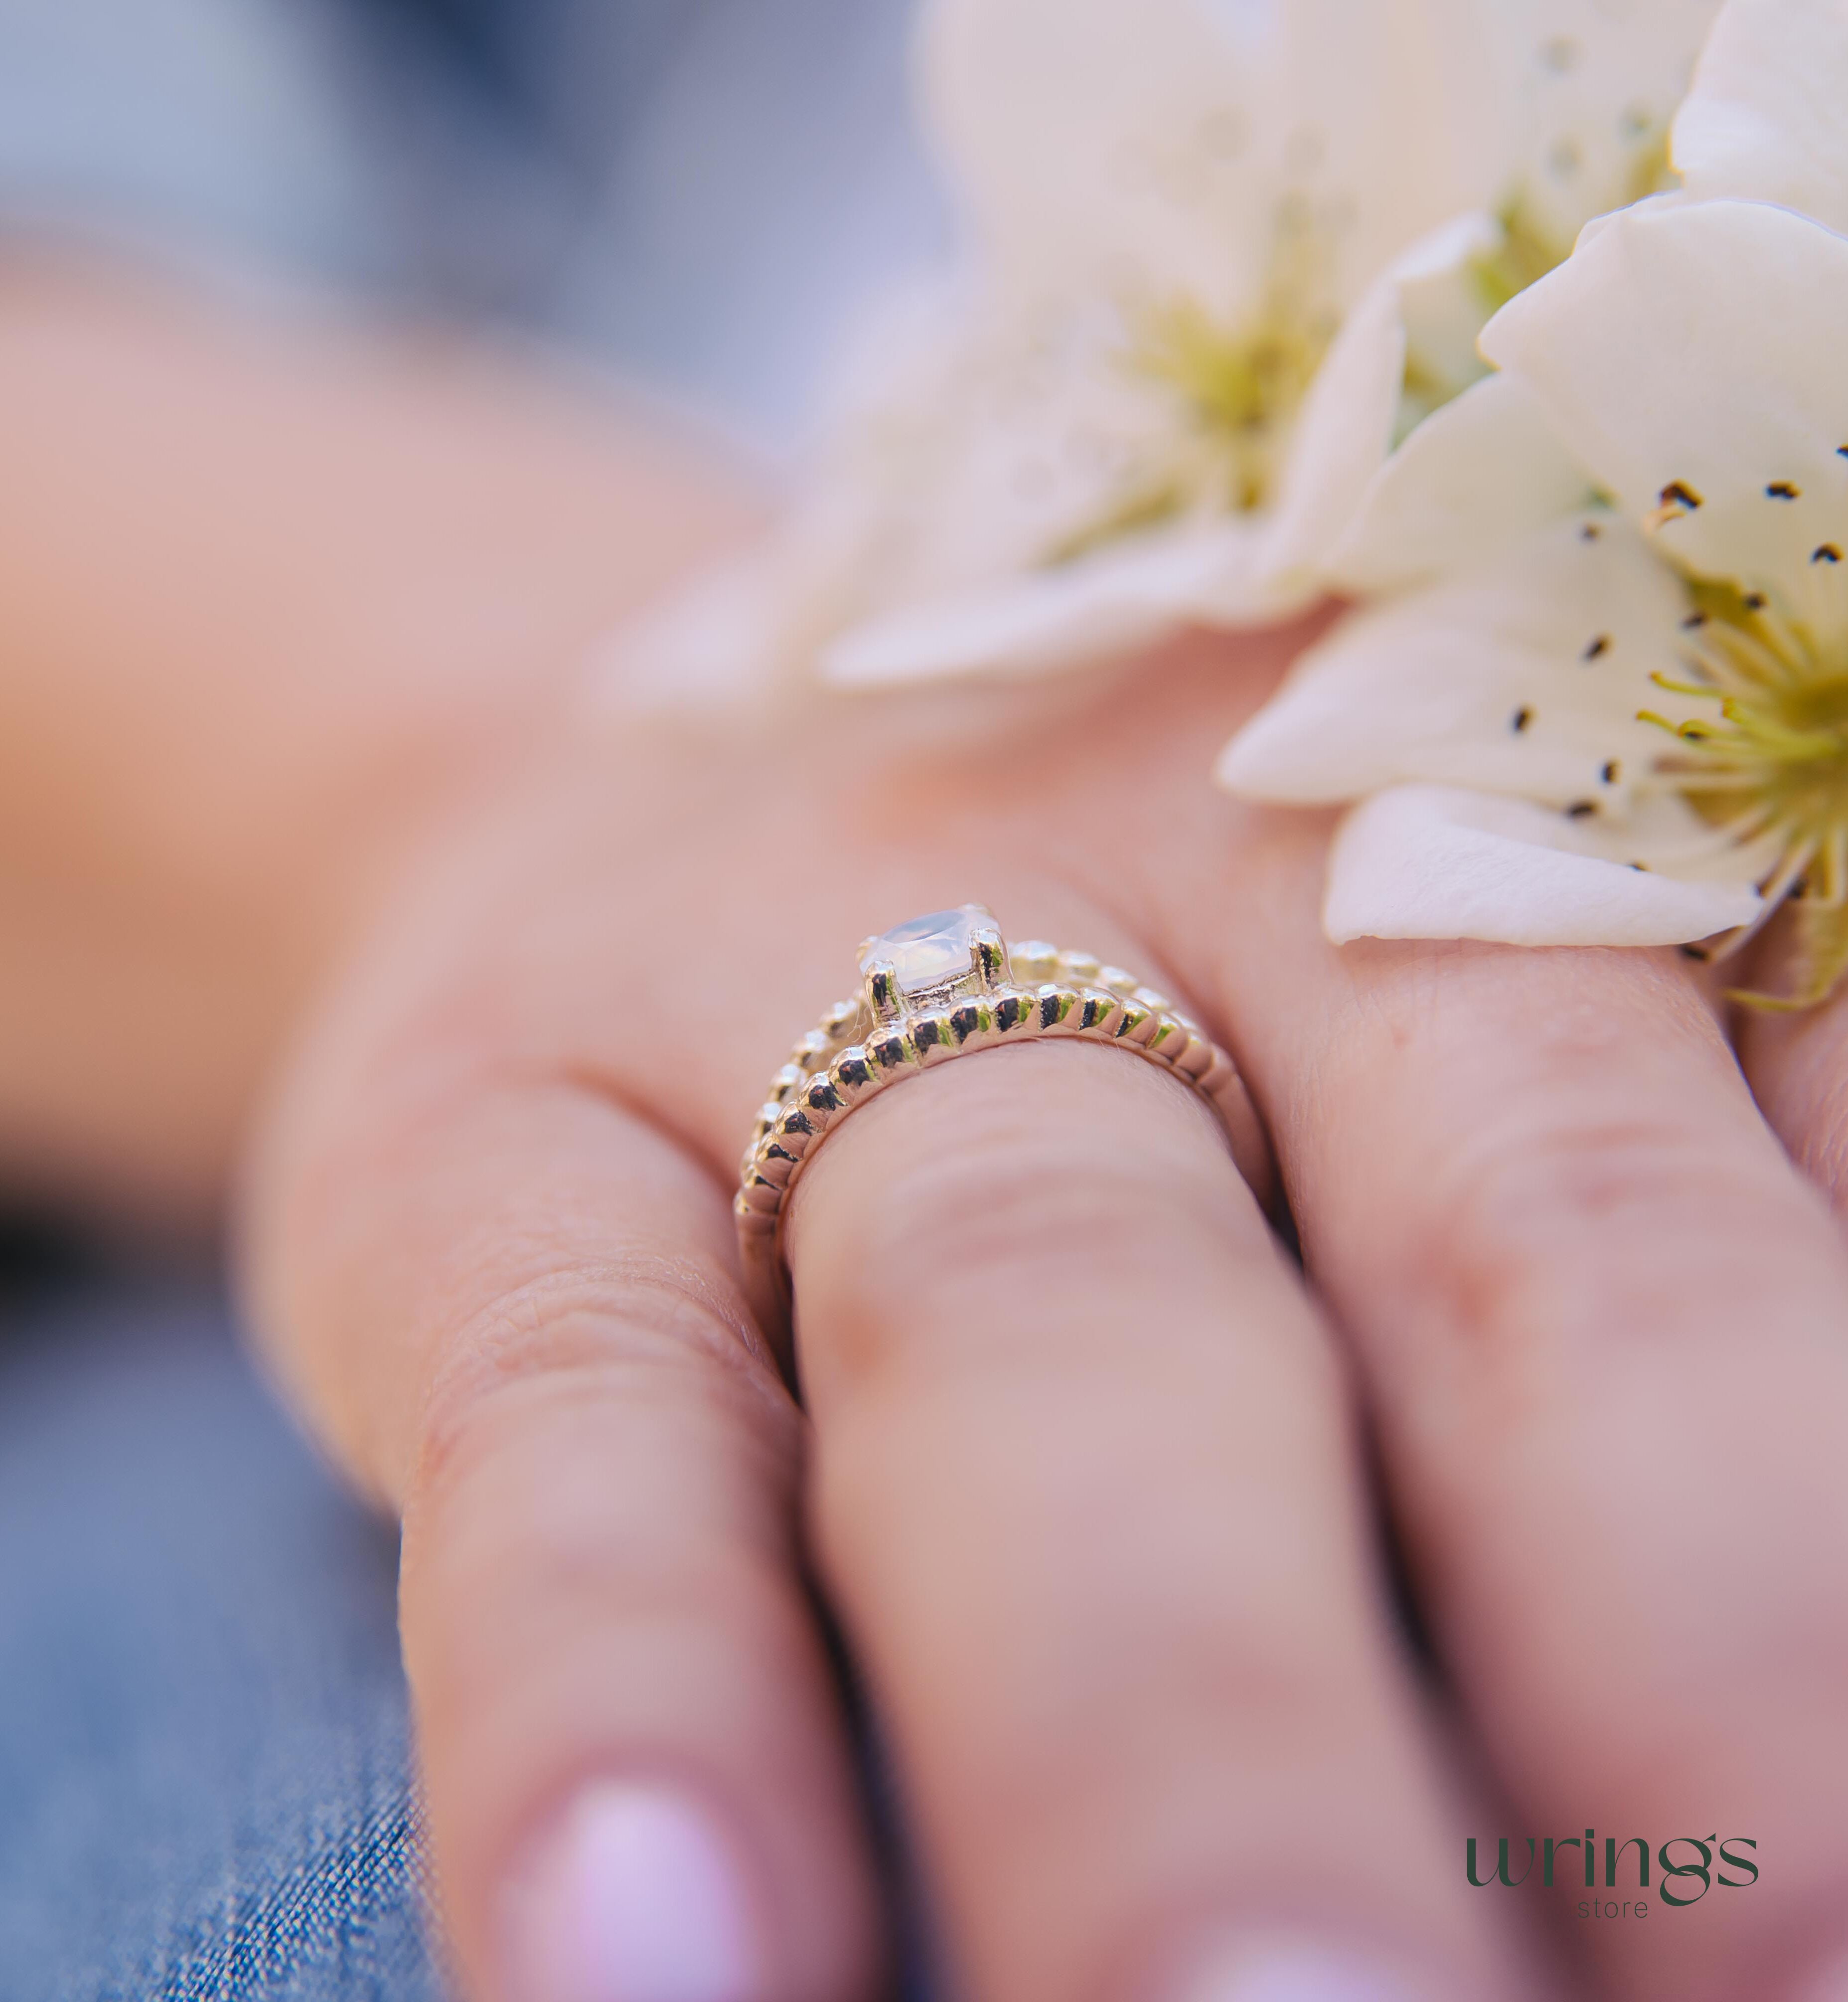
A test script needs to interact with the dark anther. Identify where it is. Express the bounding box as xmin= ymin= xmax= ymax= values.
xmin=1583 ymin=634 xmax=1611 ymax=660
xmin=1602 ymin=760 xmax=1620 ymax=783
xmin=1566 ymin=800 xmax=1597 ymax=818
xmin=1815 ymin=544 xmax=1843 ymax=564
xmin=1512 ymin=705 xmax=1534 ymax=733
xmin=1766 ymin=481 xmax=1800 ymax=500
xmin=1629 ymin=861 xmax=1649 ymax=872
xmin=1744 ymin=592 xmax=1767 ymax=611
xmin=1681 ymin=610 xmax=1709 ymax=629
xmin=1580 ymin=521 xmax=1602 ymax=541
xmin=1660 ymin=479 xmax=1703 ymax=509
